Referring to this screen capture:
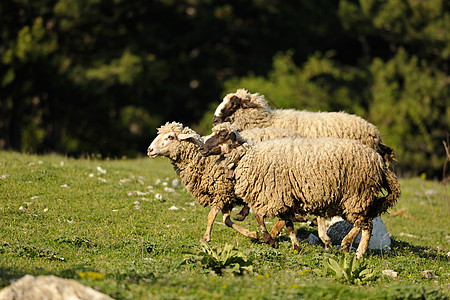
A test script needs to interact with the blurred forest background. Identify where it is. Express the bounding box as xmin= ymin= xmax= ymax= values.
xmin=1 ymin=0 xmax=449 ymax=178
